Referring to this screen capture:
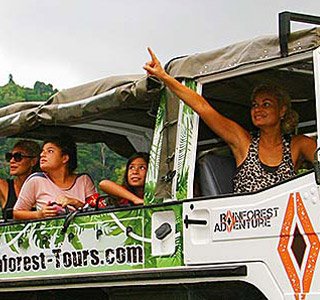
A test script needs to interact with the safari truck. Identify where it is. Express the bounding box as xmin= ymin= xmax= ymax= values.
xmin=0 ymin=11 xmax=319 ymax=299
